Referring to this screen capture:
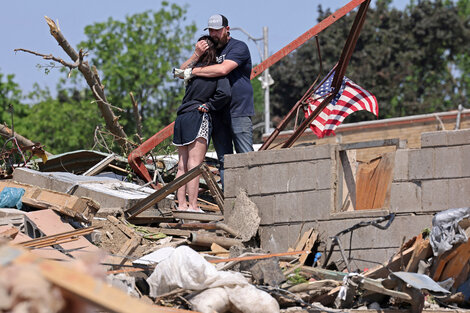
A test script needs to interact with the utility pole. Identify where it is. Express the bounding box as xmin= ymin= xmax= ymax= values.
xmin=262 ymin=26 xmax=270 ymax=135
xmin=231 ymin=26 xmax=272 ymax=135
